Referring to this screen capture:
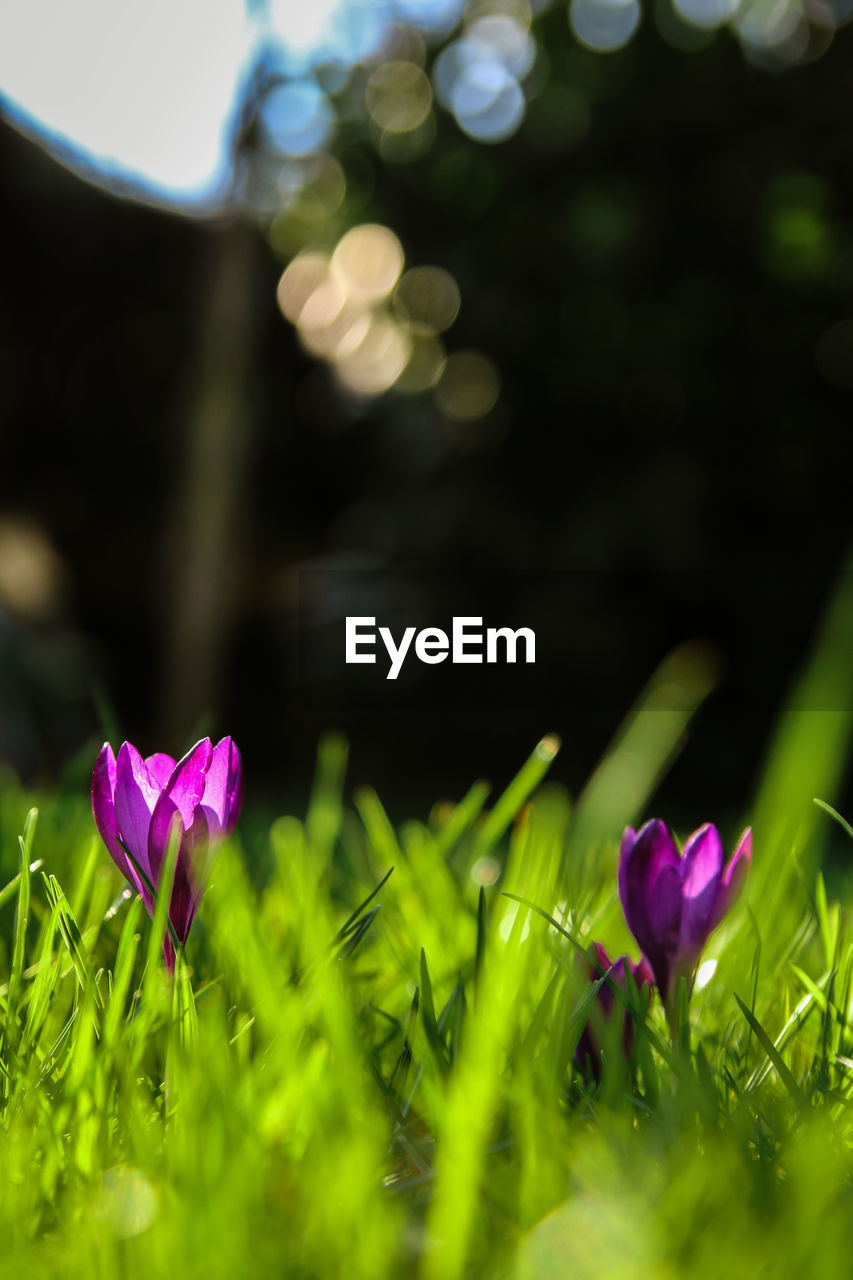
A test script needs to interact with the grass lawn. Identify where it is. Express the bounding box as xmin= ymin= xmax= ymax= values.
xmin=1 ymin=583 xmax=853 ymax=1279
